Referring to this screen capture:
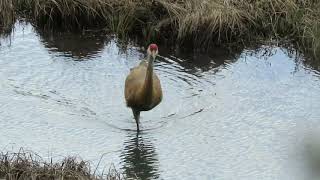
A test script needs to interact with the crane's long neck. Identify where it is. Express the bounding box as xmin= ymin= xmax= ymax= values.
xmin=142 ymin=54 xmax=154 ymax=104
